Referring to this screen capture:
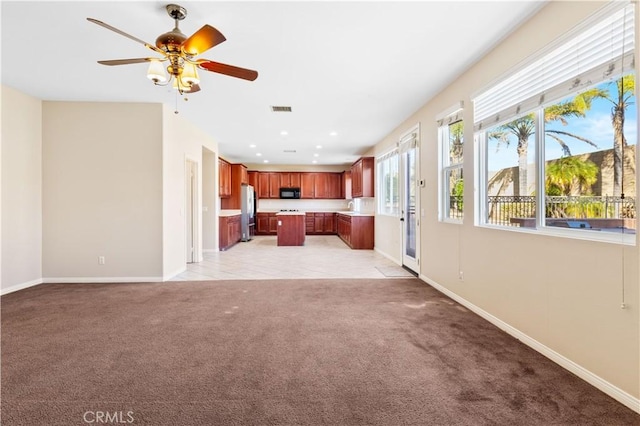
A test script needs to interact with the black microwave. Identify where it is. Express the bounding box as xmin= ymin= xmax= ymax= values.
xmin=280 ymin=187 xmax=301 ymax=199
